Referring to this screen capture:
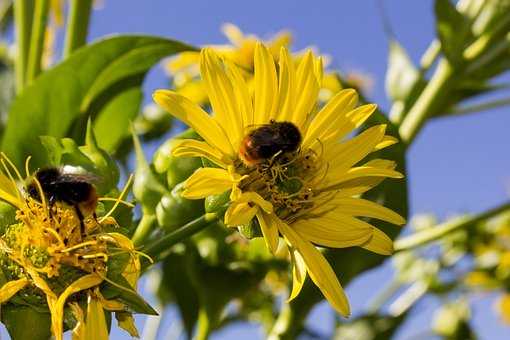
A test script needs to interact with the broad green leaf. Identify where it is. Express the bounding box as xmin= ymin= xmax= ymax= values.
xmin=1 ymin=304 xmax=52 ymax=340
xmin=2 ymin=35 xmax=195 ymax=168
xmin=435 ymin=0 xmax=472 ymax=64
xmin=92 ymin=86 xmax=143 ymax=153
